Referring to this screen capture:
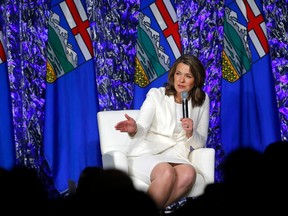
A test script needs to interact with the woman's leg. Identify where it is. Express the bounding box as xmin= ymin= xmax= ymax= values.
xmin=148 ymin=162 xmax=196 ymax=209
xmin=148 ymin=162 xmax=176 ymax=209
xmin=163 ymin=163 xmax=196 ymax=207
